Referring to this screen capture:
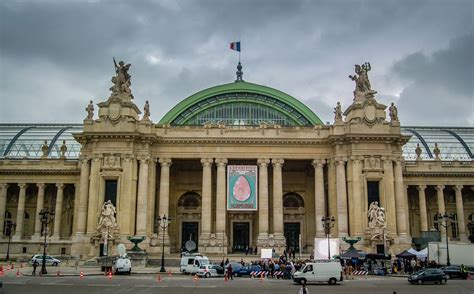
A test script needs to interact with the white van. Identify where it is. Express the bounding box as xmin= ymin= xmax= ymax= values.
xmin=293 ymin=261 xmax=343 ymax=285
xmin=180 ymin=253 xmax=210 ymax=274
xmin=113 ymin=256 xmax=132 ymax=274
